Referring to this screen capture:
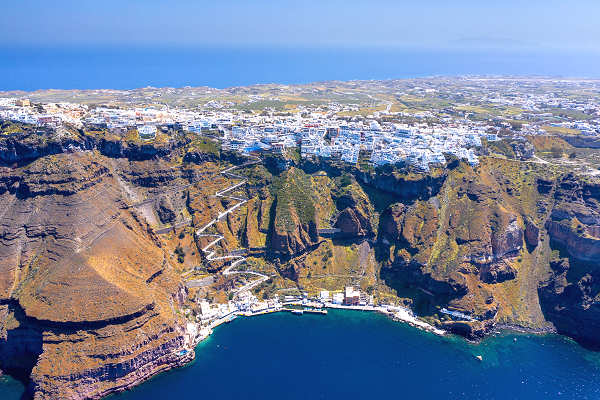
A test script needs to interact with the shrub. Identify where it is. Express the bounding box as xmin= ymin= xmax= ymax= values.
xmin=174 ymin=244 xmax=185 ymax=263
